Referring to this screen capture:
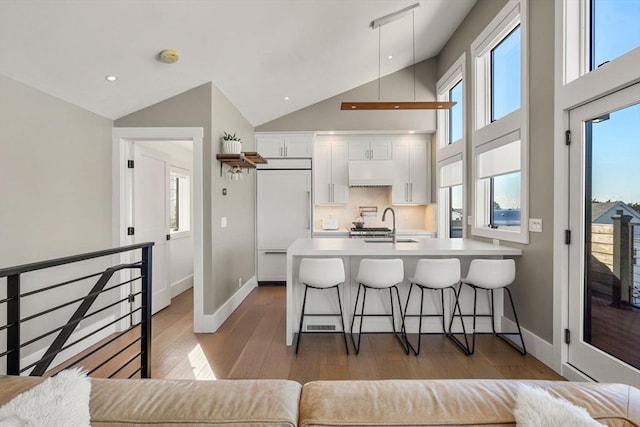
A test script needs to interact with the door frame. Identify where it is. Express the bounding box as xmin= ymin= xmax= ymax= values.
xmin=112 ymin=127 xmax=204 ymax=331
